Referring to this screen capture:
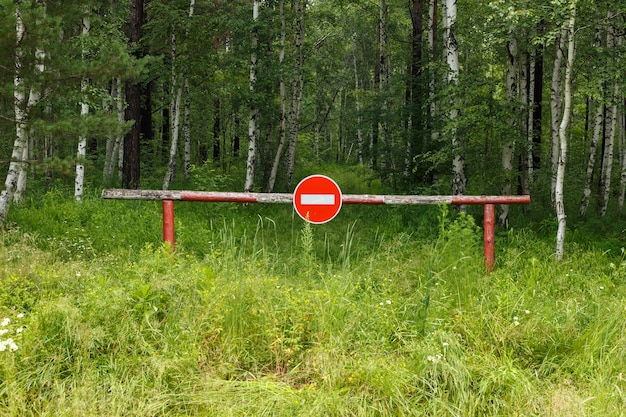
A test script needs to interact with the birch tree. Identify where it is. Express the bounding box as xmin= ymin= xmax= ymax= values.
xmin=75 ymin=10 xmax=90 ymax=201
xmin=163 ymin=0 xmax=195 ymax=190
xmin=267 ymin=0 xmax=287 ymax=193
xmin=0 ymin=6 xmax=28 ymax=226
xmin=444 ymin=0 xmax=465 ymax=196
xmin=580 ymin=98 xmax=604 ymax=216
xmin=244 ymin=0 xmax=260 ymax=192
xmin=550 ymin=29 xmax=565 ymax=204
xmin=555 ymin=3 xmax=576 ymax=262
xmin=499 ymin=35 xmax=518 ymax=225
xmin=285 ymin=0 xmax=306 ymax=189
xmin=103 ymin=78 xmax=125 ymax=185
xmin=0 ymin=3 xmax=44 ymax=226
